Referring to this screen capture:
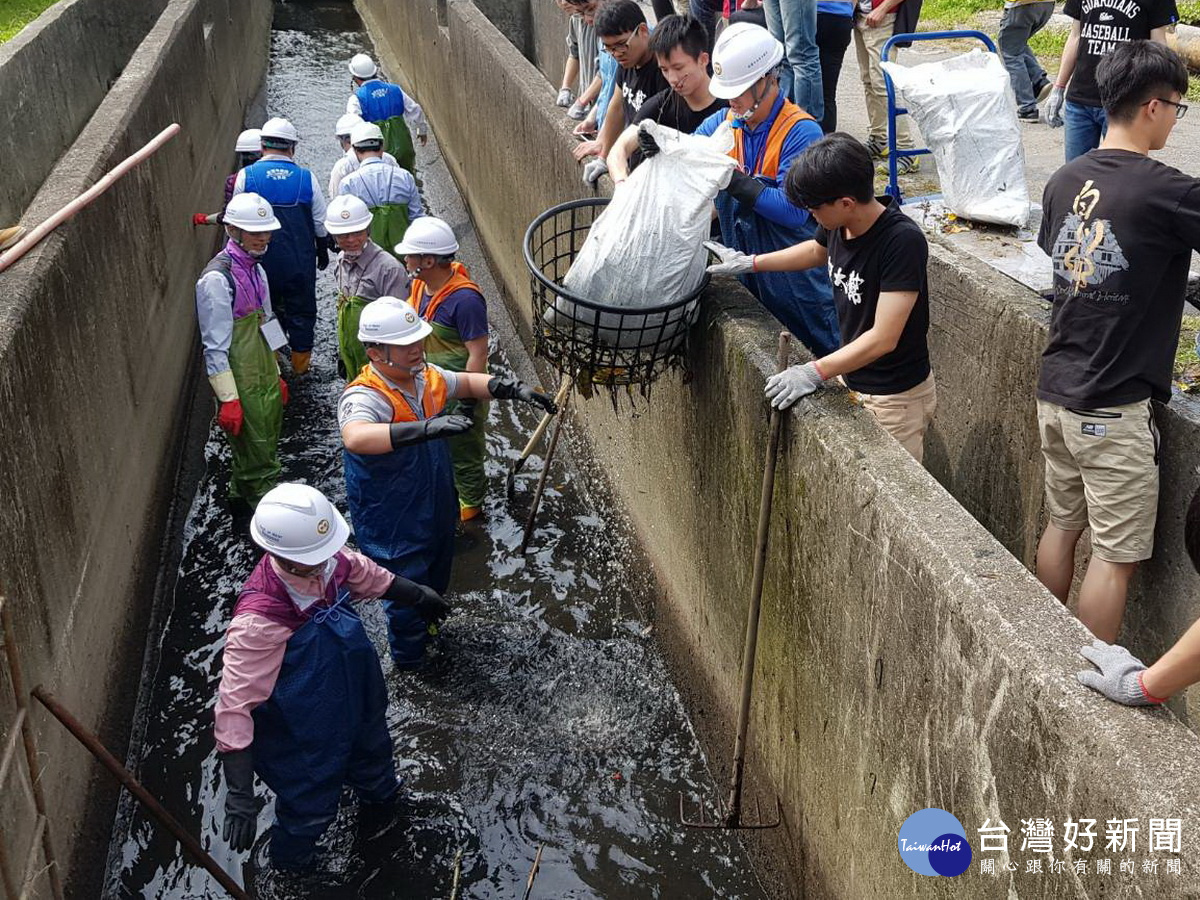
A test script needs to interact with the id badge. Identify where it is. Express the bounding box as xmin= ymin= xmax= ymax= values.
xmin=260 ymin=316 xmax=288 ymax=351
